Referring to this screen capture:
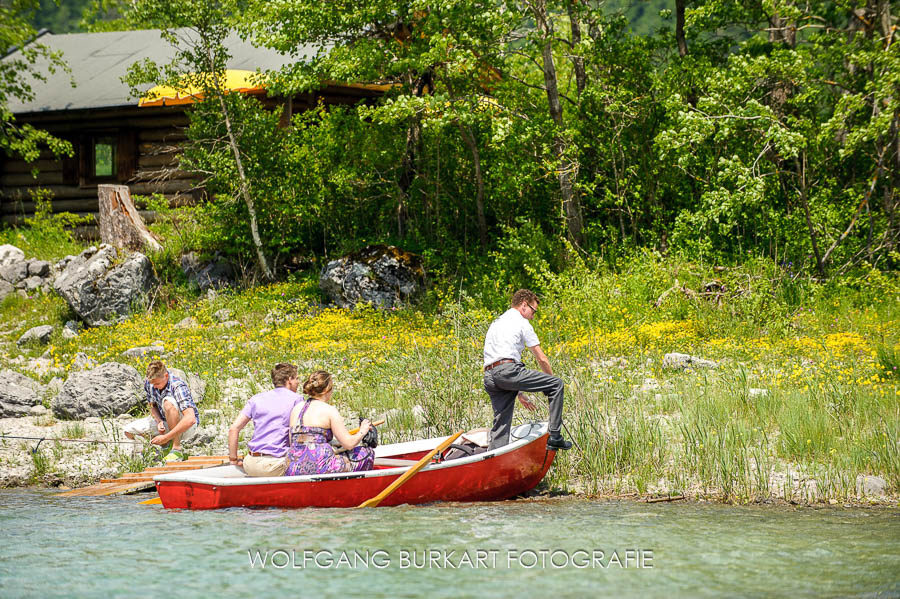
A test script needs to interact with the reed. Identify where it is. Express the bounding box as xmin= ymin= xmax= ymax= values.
xmin=29 ymin=449 xmax=52 ymax=482
xmin=3 ymin=254 xmax=897 ymax=503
